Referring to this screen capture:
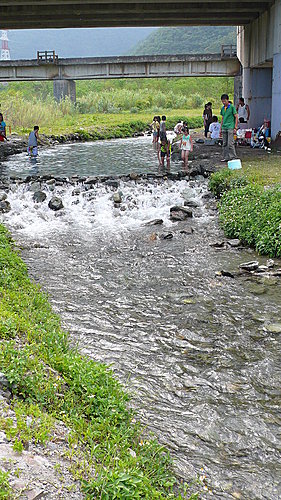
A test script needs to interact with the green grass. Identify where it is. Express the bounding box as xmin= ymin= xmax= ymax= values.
xmin=0 ymin=469 xmax=12 ymax=500
xmin=0 ymin=225 xmax=196 ymax=499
